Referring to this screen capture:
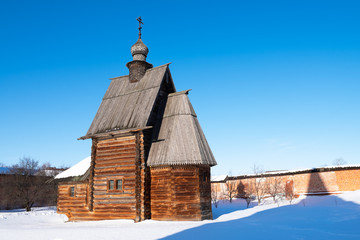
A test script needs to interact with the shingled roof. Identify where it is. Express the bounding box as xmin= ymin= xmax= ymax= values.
xmin=147 ymin=90 xmax=217 ymax=166
xmin=81 ymin=64 xmax=173 ymax=139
